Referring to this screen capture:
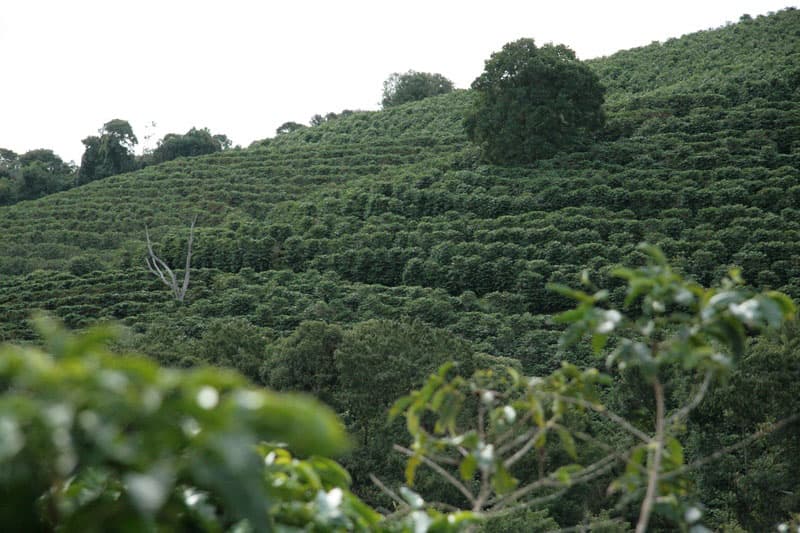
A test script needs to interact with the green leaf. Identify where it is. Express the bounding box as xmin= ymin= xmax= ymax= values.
xmin=459 ymin=454 xmax=477 ymax=481
xmin=547 ymin=283 xmax=594 ymax=303
xmin=665 ymin=437 xmax=684 ymax=467
xmin=711 ymin=316 xmax=746 ymax=361
xmin=556 ymin=426 xmax=577 ymax=460
xmin=405 ymin=453 xmax=422 ymax=486
xmin=307 ymin=456 xmax=352 ymax=489
xmin=766 ymin=290 xmax=796 ymax=317
xmin=637 ymin=243 xmax=667 ymax=265
xmin=389 ymin=394 xmax=414 ymax=421
xmin=552 ymin=307 xmax=588 ymax=325
xmin=591 ymin=333 xmax=609 ymax=354
xmin=491 ymin=462 xmax=518 ymax=495
xmin=754 ymin=295 xmax=785 ymax=328
xmin=553 ymin=464 xmax=582 ymax=485
xmin=531 ymin=399 xmax=545 ymax=428
xmin=626 ymin=446 xmax=647 ymax=476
